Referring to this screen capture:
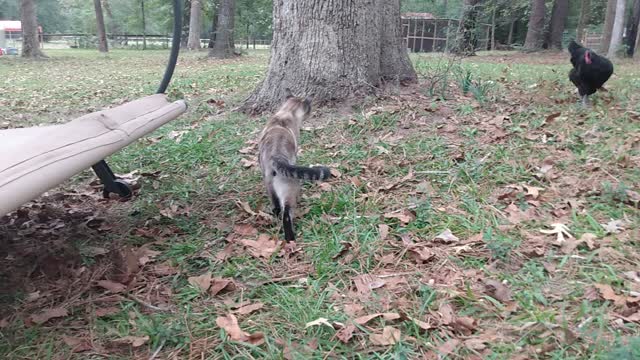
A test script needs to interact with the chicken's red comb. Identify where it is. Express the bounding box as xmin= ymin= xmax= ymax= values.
xmin=584 ymin=51 xmax=592 ymax=65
